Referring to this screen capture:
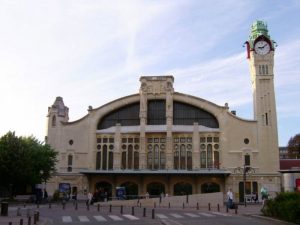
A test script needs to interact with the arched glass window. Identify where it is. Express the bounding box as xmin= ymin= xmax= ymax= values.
xmin=160 ymin=151 xmax=166 ymax=169
xmin=108 ymin=151 xmax=113 ymax=169
xmin=128 ymin=145 xmax=133 ymax=169
xmin=173 ymin=102 xmax=219 ymax=128
xmin=147 ymin=150 xmax=152 ymax=169
xmin=200 ymin=151 xmax=206 ymax=168
xmin=134 ymin=152 xmax=139 ymax=169
xmin=96 ymin=152 xmax=101 ymax=170
xmin=174 ymin=151 xmax=179 ymax=169
xmin=214 ymin=151 xmax=219 ymax=169
xmin=207 ymin=144 xmax=213 ymax=168
xmin=97 ymin=103 xmax=140 ymax=129
xmin=102 ymin=145 xmax=107 ymax=170
xmin=154 ymin=145 xmax=159 ymax=169
xmin=180 ymin=145 xmax=186 ymax=169
xmin=187 ymin=151 xmax=192 ymax=170
xmin=122 ymin=151 xmax=126 ymax=169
